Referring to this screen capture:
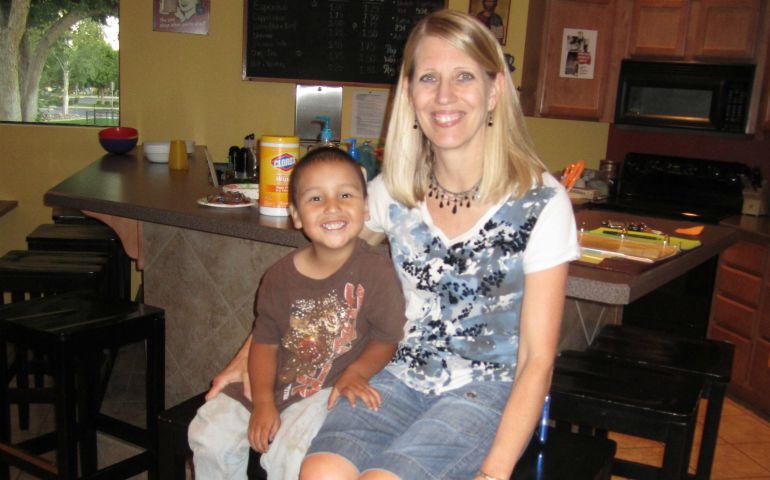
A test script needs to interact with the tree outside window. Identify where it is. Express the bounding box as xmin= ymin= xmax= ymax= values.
xmin=0 ymin=0 xmax=119 ymax=126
